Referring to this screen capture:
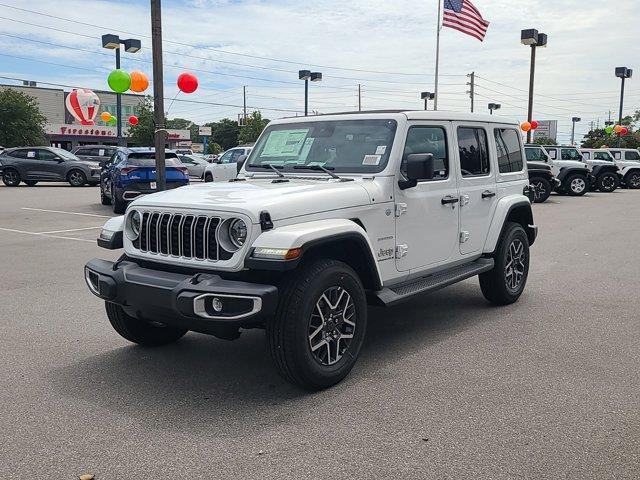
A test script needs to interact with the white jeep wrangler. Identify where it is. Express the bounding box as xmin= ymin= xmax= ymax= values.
xmin=85 ymin=111 xmax=537 ymax=390
xmin=606 ymin=148 xmax=640 ymax=189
